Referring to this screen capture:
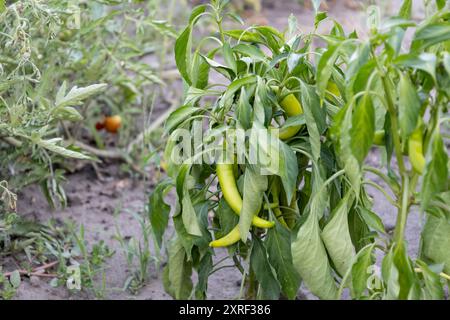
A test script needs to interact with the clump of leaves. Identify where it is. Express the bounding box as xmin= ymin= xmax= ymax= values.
xmin=0 ymin=217 xmax=115 ymax=300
